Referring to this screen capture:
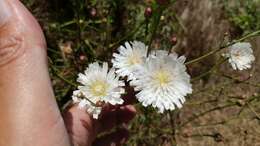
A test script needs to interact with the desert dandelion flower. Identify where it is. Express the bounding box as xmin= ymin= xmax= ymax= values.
xmin=150 ymin=50 xmax=186 ymax=64
xmin=112 ymin=41 xmax=148 ymax=81
xmin=131 ymin=51 xmax=192 ymax=113
xmin=72 ymin=90 xmax=102 ymax=119
xmin=224 ymin=42 xmax=255 ymax=70
xmin=73 ymin=62 xmax=125 ymax=119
